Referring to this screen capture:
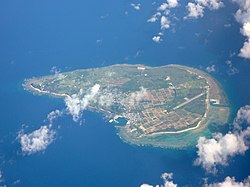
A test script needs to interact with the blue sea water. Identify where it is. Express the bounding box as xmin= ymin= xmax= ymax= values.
xmin=0 ymin=0 xmax=250 ymax=186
